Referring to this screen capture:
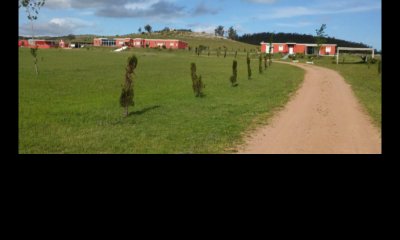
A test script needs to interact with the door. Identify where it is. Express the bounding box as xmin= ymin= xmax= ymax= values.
xmin=289 ymin=47 xmax=294 ymax=54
